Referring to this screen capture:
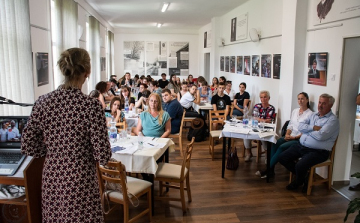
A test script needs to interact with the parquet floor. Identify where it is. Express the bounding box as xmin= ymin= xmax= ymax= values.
xmin=105 ymin=136 xmax=355 ymax=223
